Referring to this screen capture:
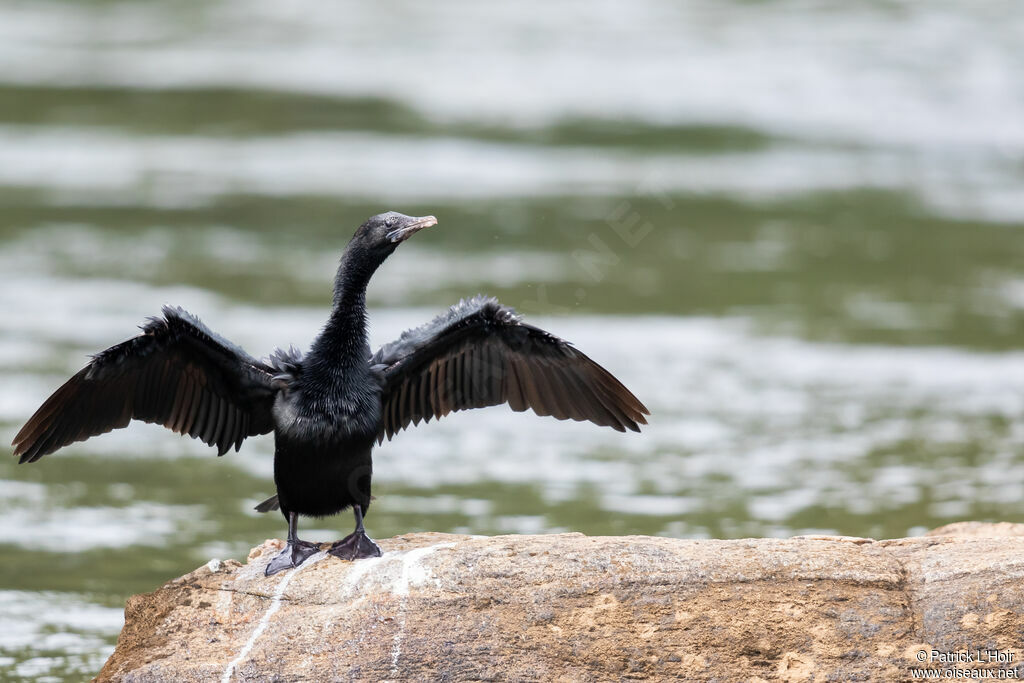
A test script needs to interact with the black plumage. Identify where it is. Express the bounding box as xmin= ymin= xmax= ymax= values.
xmin=374 ymin=296 xmax=648 ymax=438
xmin=12 ymin=212 xmax=649 ymax=575
xmin=13 ymin=307 xmax=277 ymax=463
